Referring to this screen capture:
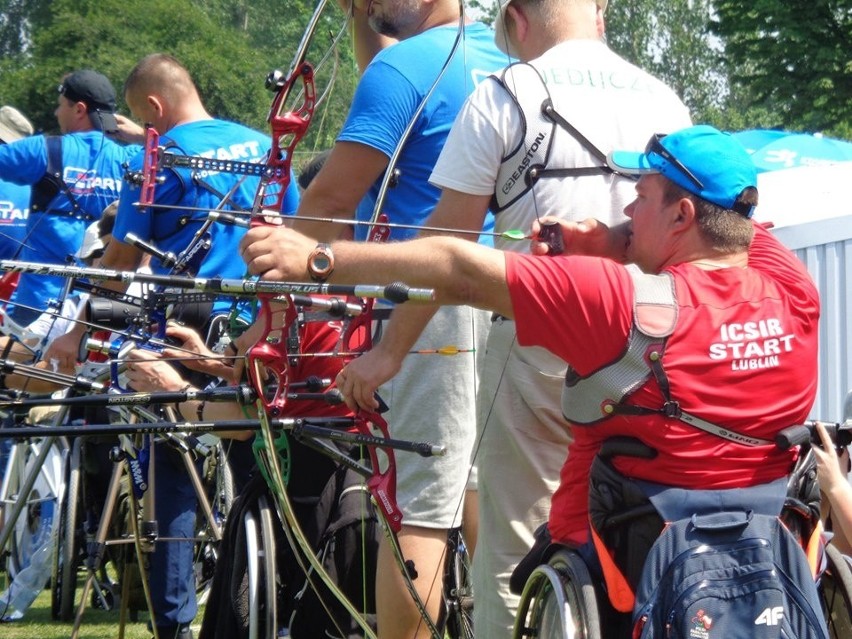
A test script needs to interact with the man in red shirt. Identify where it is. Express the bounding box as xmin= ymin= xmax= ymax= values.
xmin=239 ymin=123 xmax=819 ymax=571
